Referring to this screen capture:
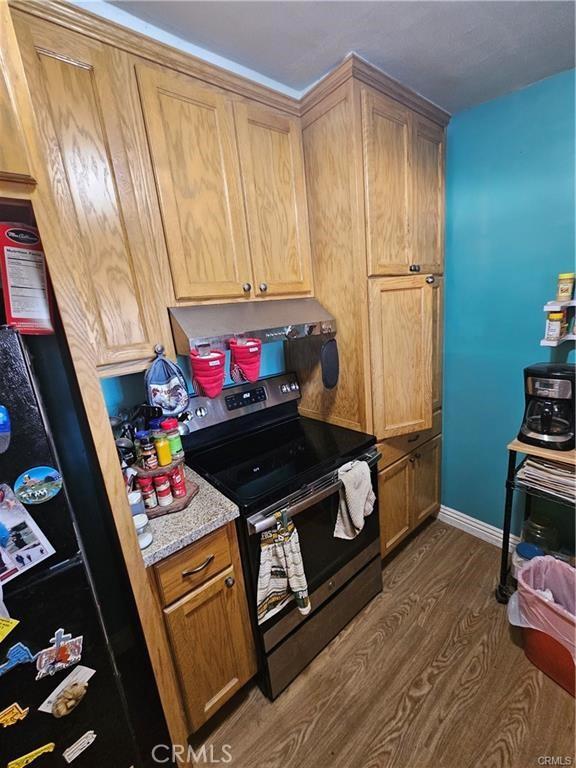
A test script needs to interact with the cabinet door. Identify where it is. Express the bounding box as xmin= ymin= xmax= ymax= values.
xmin=15 ymin=17 xmax=173 ymax=370
xmin=164 ymin=565 xmax=255 ymax=731
xmin=137 ymin=65 xmax=252 ymax=301
xmin=234 ymin=102 xmax=313 ymax=297
xmin=369 ymin=276 xmax=433 ymax=439
xmin=378 ymin=455 xmax=412 ymax=557
xmin=411 ymin=435 xmax=441 ymax=525
xmin=413 ymin=116 xmax=444 ymax=274
xmin=431 ymin=277 xmax=444 ymax=412
xmin=0 ymin=2 xmax=34 ymax=184
xmin=361 ymin=87 xmax=412 ymax=276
